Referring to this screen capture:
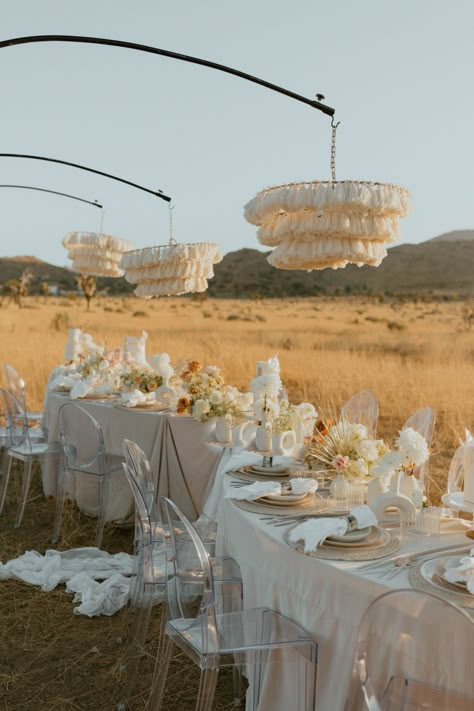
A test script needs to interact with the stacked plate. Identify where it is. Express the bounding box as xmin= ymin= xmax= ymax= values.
xmin=259 ymin=486 xmax=313 ymax=507
xmin=244 ymin=180 xmax=412 ymax=271
xmin=62 ymin=232 xmax=134 ymax=277
xmin=119 ymin=242 xmax=222 ymax=297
